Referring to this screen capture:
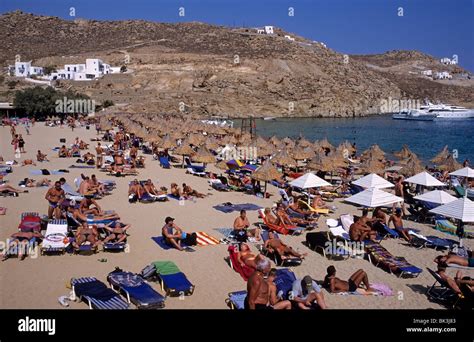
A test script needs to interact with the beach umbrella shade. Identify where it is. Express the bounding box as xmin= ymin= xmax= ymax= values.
xmin=192 ymin=146 xmax=216 ymax=164
xmin=345 ymin=188 xmax=404 ymax=208
xmin=160 ymin=135 xmax=176 ymax=150
xmin=269 ymin=135 xmax=281 ymax=146
xmin=400 ymin=155 xmax=425 ymax=177
xmin=438 ymin=155 xmax=462 ymax=172
xmin=359 ymin=158 xmax=385 ymax=175
xmin=291 ymin=146 xmax=315 ymax=161
xmin=404 ymin=171 xmax=445 ymax=187
xmin=174 ymin=142 xmax=195 ymax=168
xmin=215 ymin=160 xmax=229 ymax=170
xmin=353 ymin=173 xmax=394 ymax=189
xmin=251 ymin=160 xmax=282 ymax=194
xmin=431 ymin=145 xmax=450 ymax=165
xmin=297 ymin=136 xmax=312 ymax=148
xmin=205 ymin=137 xmax=220 ymax=151
xmin=317 ymin=138 xmax=334 ymax=151
xmin=289 ymin=172 xmax=331 ymax=189
xmin=414 ymin=190 xmax=456 ymax=205
xmin=361 ymin=144 xmax=385 ymax=161
xmin=429 ymin=197 xmax=474 ymax=222
xmin=271 ymin=149 xmax=297 ymax=166
xmin=449 ymin=167 xmax=474 ymax=178
xmin=394 ymin=145 xmax=413 ymax=160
